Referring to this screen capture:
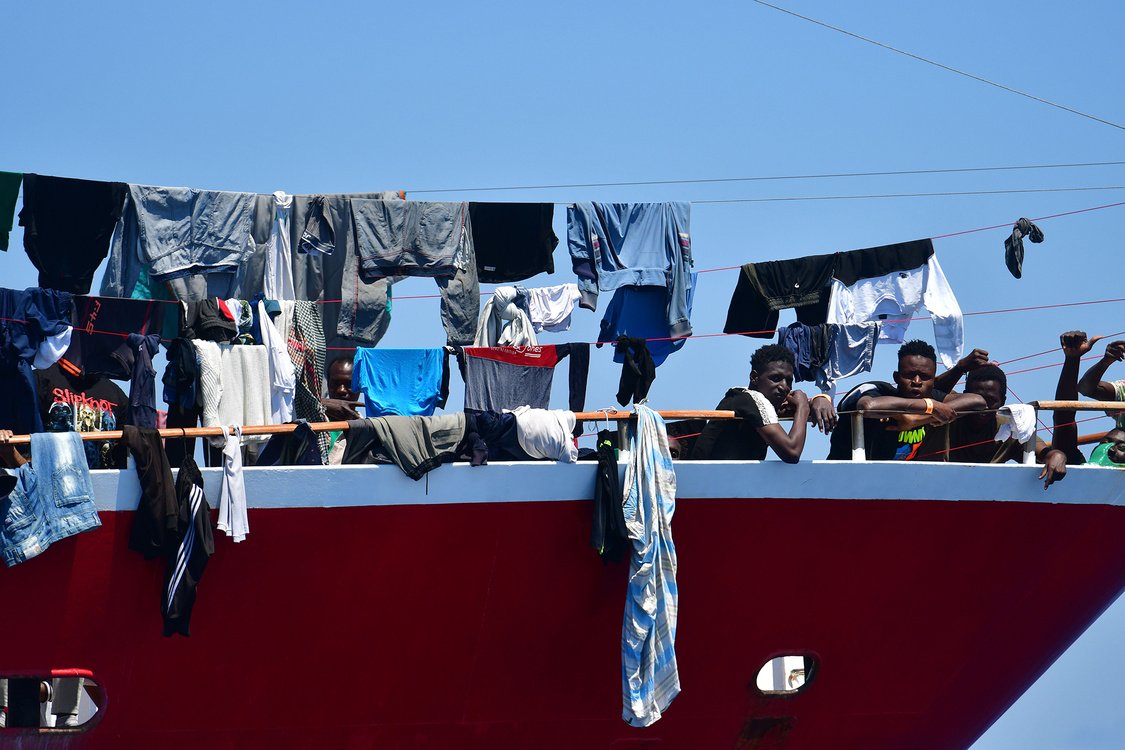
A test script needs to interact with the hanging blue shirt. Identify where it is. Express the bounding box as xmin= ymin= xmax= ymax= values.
xmin=351 ymin=348 xmax=449 ymax=417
